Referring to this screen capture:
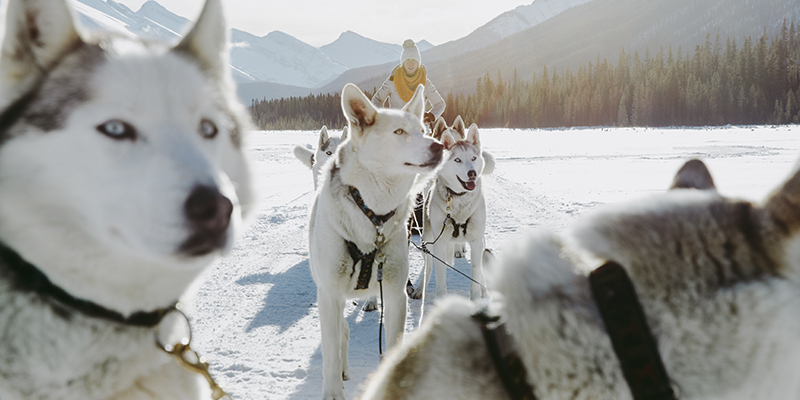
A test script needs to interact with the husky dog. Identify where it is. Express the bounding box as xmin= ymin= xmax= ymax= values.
xmin=293 ymin=125 xmax=348 ymax=189
xmin=0 ymin=0 xmax=253 ymax=399
xmin=309 ymin=83 xmax=443 ymax=400
xmin=361 ymin=158 xmax=800 ymax=400
xmin=410 ymin=122 xmax=489 ymax=301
